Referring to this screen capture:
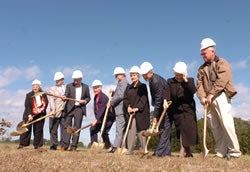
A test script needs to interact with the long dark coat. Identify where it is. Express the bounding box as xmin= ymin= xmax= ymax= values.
xmin=123 ymin=81 xmax=150 ymax=132
xmin=163 ymin=77 xmax=198 ymax=146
